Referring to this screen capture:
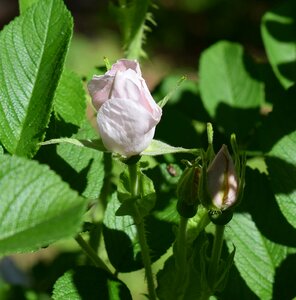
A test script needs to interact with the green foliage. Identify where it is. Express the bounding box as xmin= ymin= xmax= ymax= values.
xmin=0 ymin=0 xmax=72 ymax=157
xmin=18 ymin=0 xmax=39 ymax=14
xmin=110 ymin=0 xmax=155 ymax=59
xmin=261 ymin=1 xmax=296 ymax=89
xmin=52 ymin=266 xmax=132 ymax=300
xmin=53 ymin=69 xmax=86 ymax=127
xmin=103 ymin=193 xmax=141 ymax=272
xmin=0 ymin=154 xmax=86 ymax=255
xmin=199 ymin=41 xmax=264 ymax=138
xmin=265 ymin=98 xmax=296 ymax=228
xmin=1 ymin=0 xmax=296 ymax=299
